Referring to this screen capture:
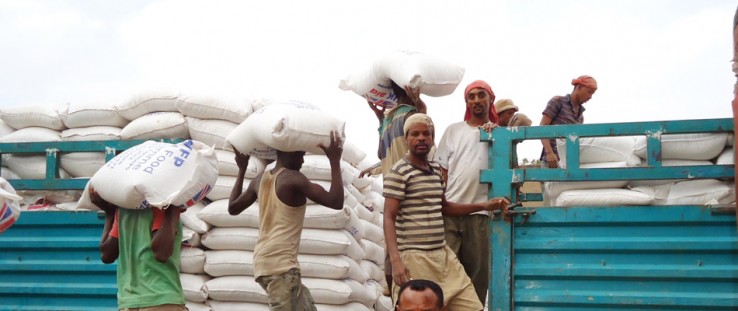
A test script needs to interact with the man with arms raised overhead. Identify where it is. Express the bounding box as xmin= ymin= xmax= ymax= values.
xmin=228 ymin=131 xmax=344 ymax=311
